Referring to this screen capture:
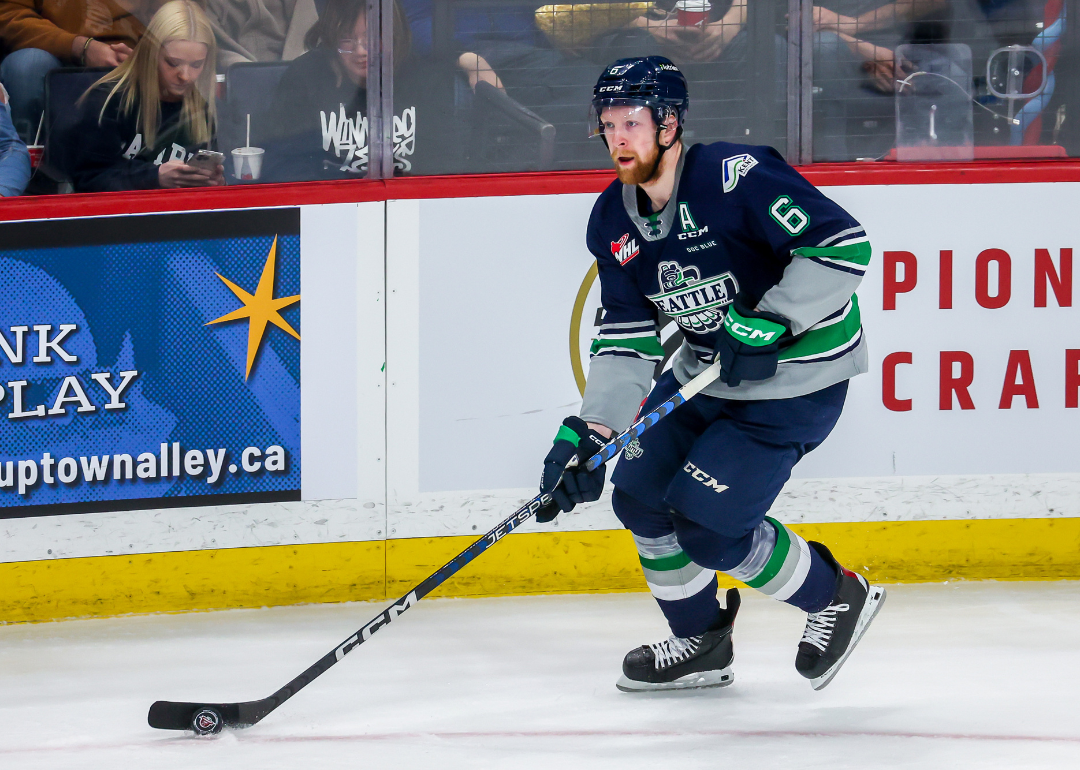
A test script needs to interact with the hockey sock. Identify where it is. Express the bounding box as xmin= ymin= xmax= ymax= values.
xmin=633 ymin=532 xmax=721 ymax=638
xmin=723 ymin=517 xmax=836 ymax=613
